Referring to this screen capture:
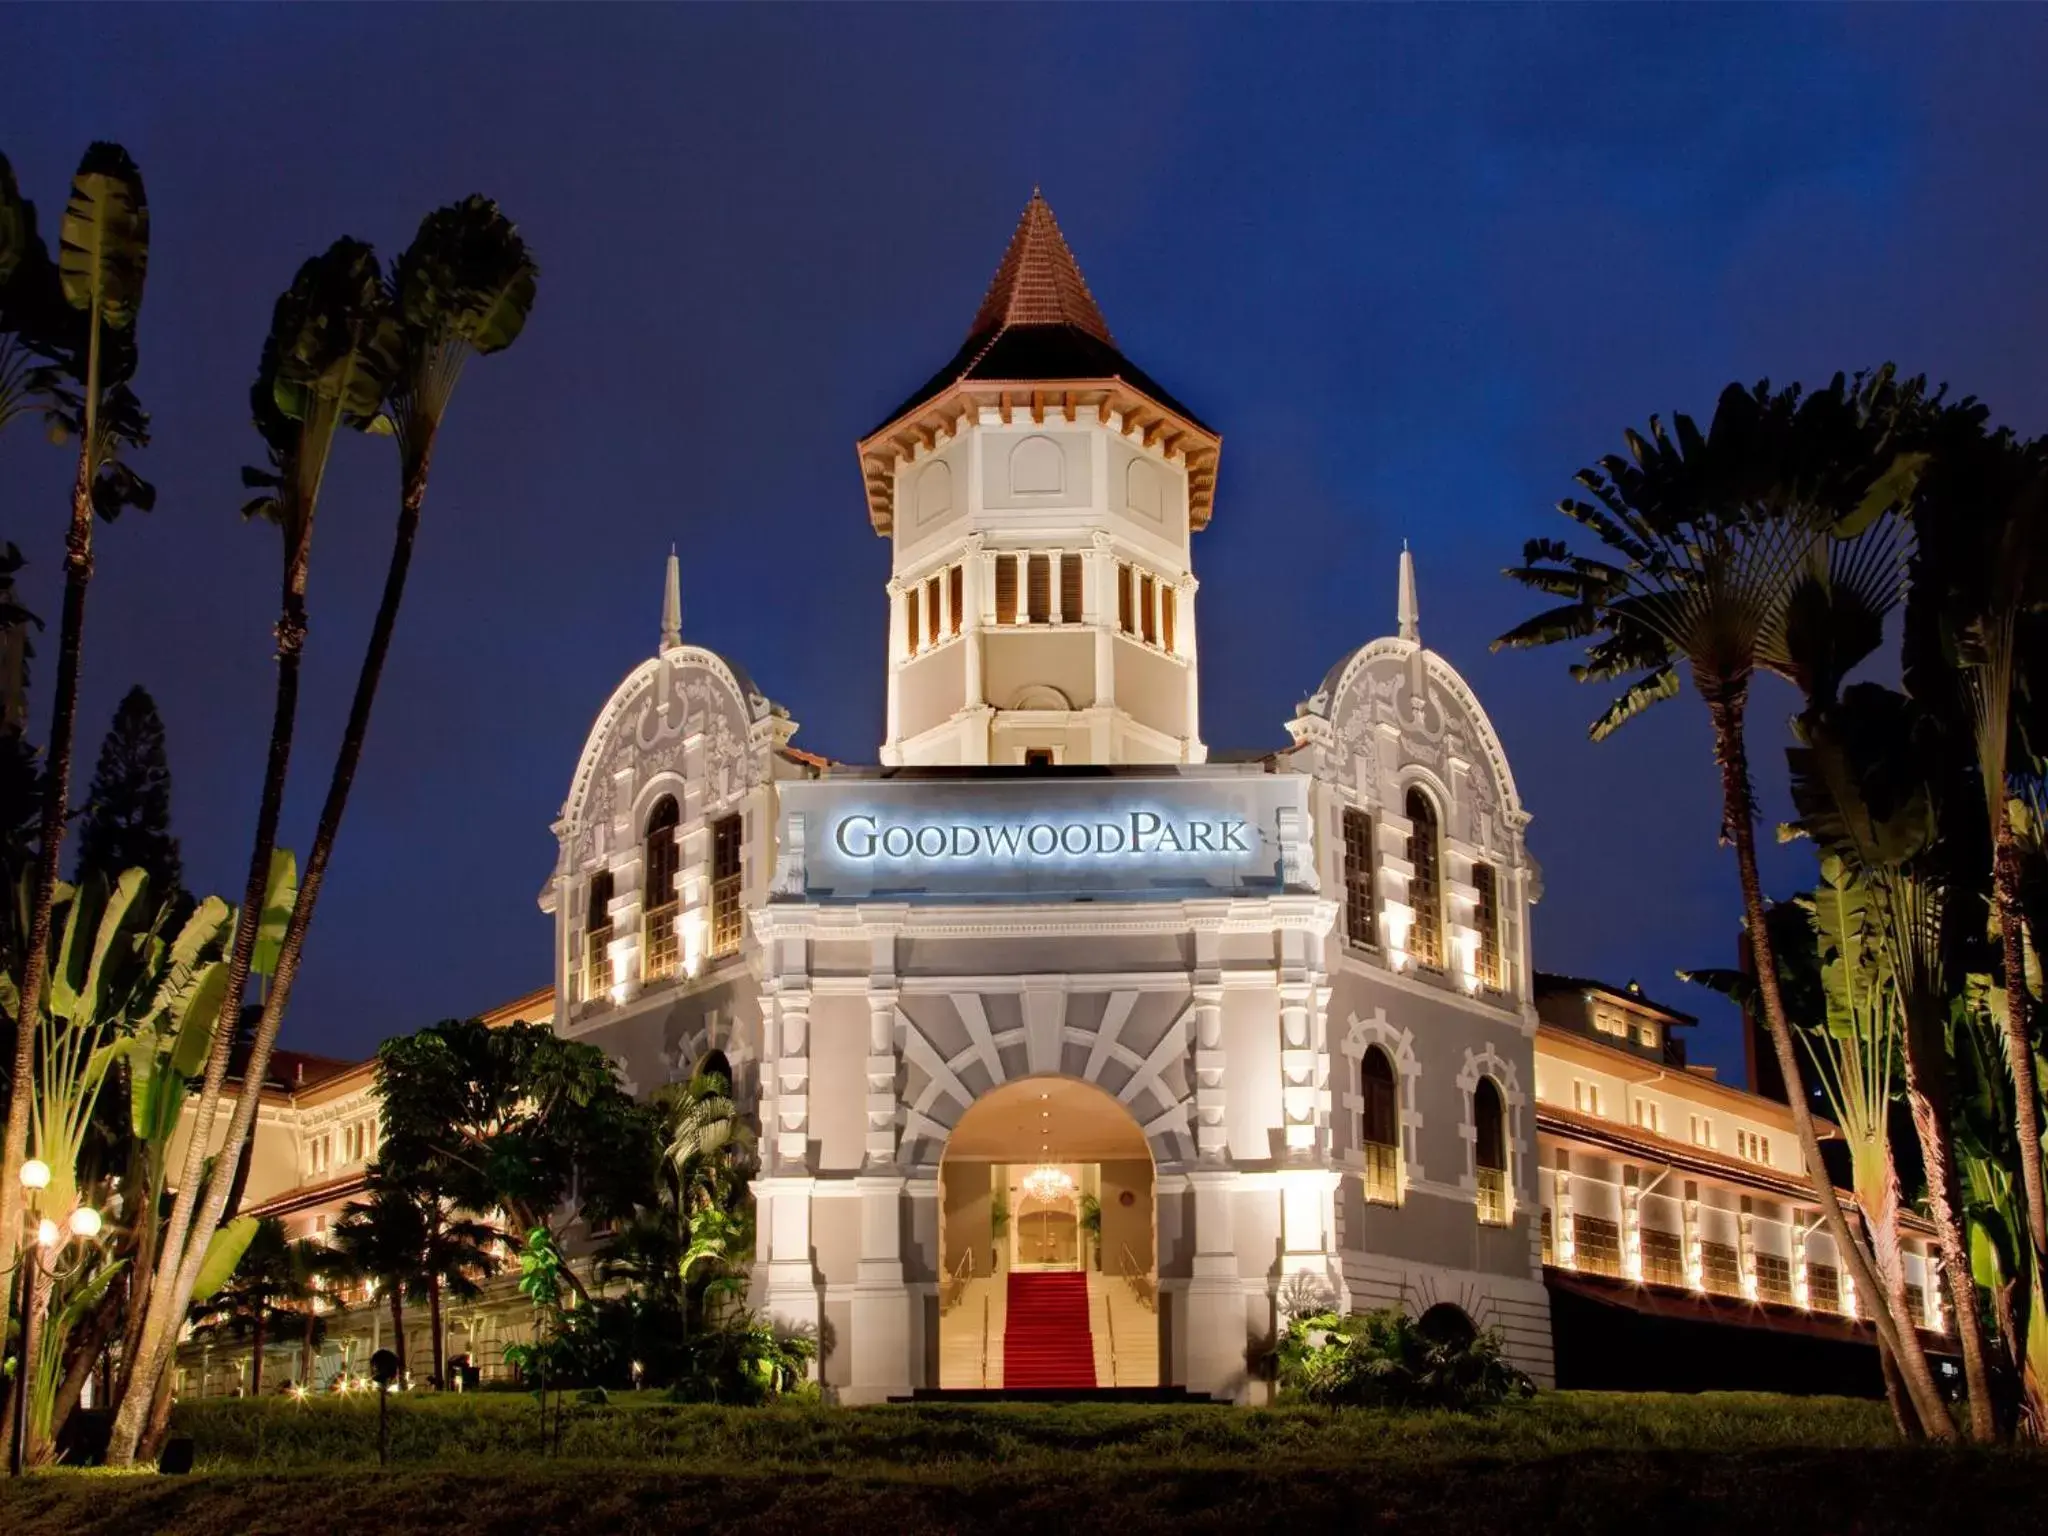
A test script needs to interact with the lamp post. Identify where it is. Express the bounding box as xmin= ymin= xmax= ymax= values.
xmin=8 ymin=1158 xmax=106 ymax=1476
